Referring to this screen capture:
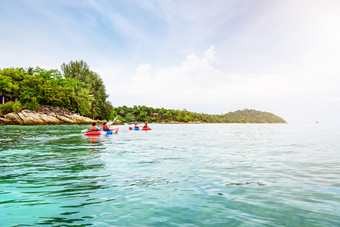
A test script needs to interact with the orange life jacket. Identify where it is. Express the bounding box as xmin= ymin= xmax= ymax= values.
xmin=91 ymin=126 xmax=97 ymax=131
